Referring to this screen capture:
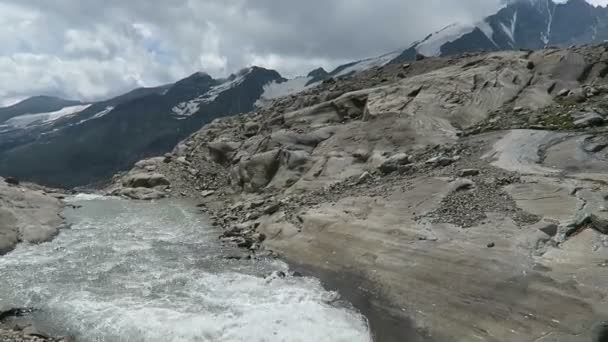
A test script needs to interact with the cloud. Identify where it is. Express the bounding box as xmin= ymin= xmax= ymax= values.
xmin=0 ymin=0 xmax=556 ymax=103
